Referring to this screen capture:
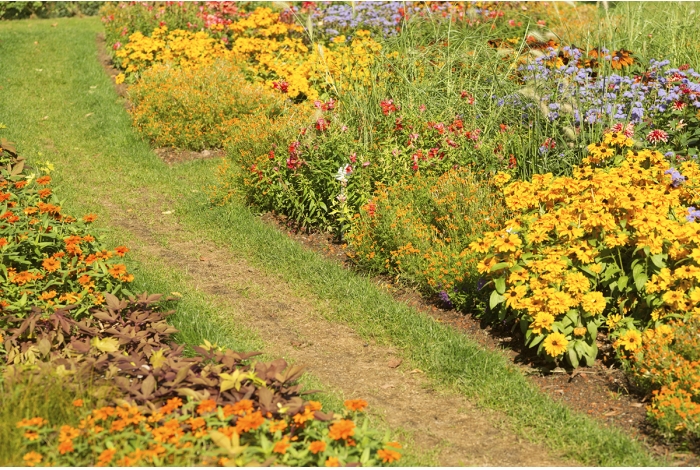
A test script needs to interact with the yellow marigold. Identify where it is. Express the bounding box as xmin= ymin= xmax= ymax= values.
xmin=543 ymin=332 xmax=569 ymax=357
